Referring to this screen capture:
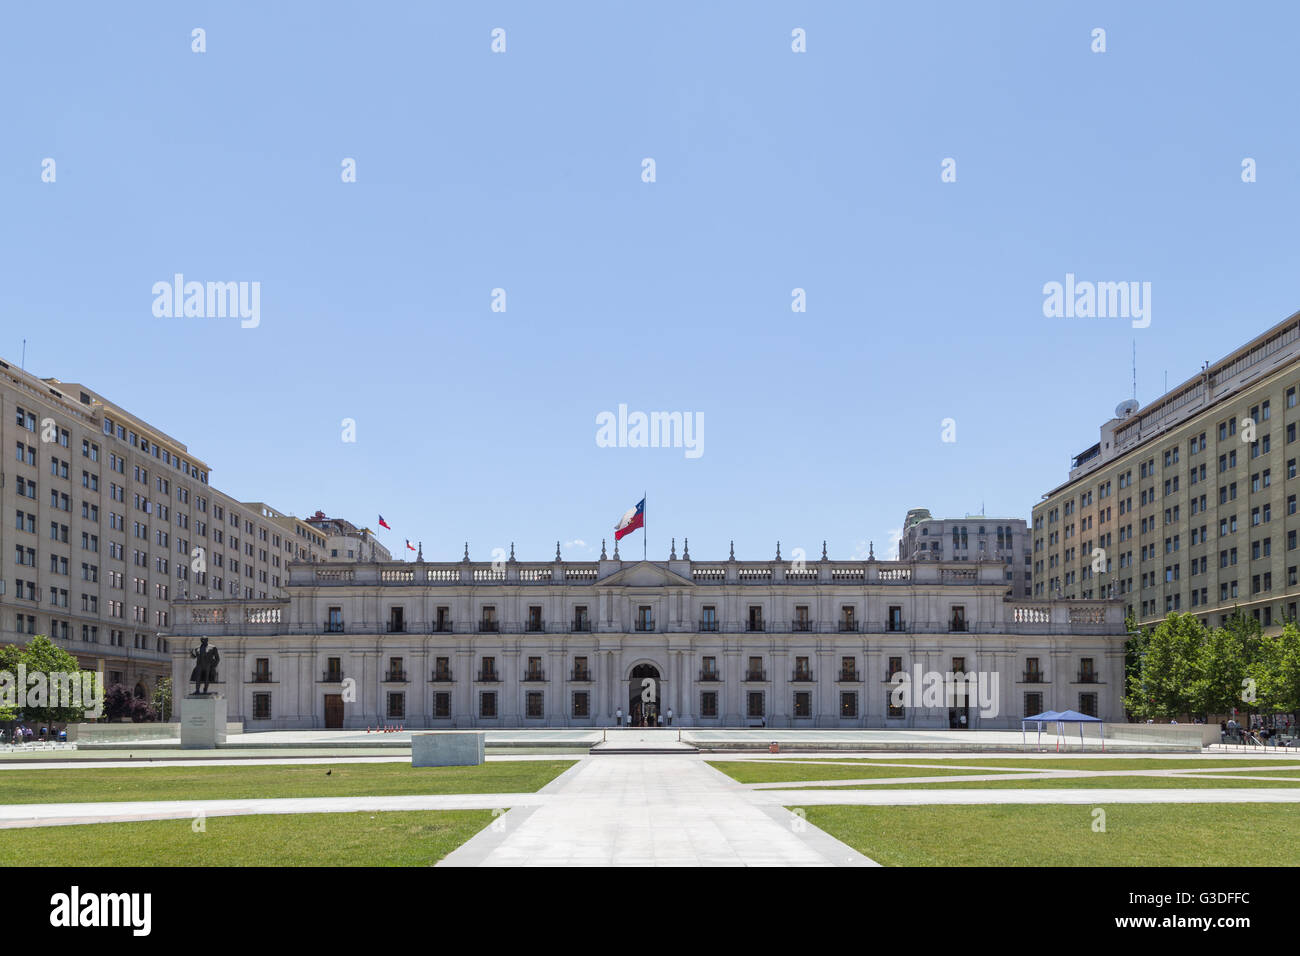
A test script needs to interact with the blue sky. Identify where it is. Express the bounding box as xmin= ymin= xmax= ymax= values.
xmin=3 ymin=1 xmax=1299 ymax=563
